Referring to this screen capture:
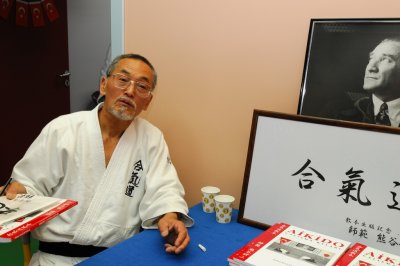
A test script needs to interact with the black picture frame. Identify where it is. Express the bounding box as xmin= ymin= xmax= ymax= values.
xmin=297 ymin=18 xmax=400 ymax=126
